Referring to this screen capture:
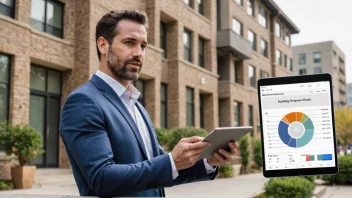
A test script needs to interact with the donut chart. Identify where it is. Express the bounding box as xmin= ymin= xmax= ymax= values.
xmin=278 ymin=112 xmax=314 ymax=148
